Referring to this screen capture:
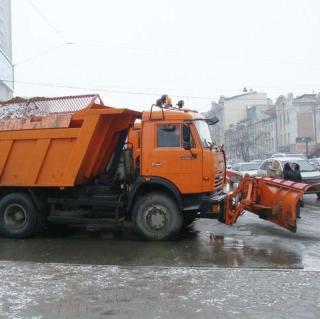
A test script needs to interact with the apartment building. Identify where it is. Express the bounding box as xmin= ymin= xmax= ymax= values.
xmin=206 ymin=91 xmax=271 ymax=146
xmin=0 ymin=0 xmax=13 ymax=100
